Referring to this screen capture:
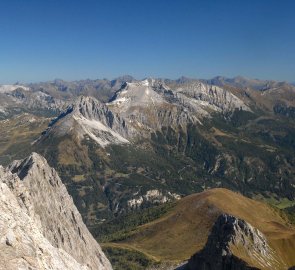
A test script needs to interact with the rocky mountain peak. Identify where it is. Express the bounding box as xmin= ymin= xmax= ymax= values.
xmin=73 ymin=95 xmax=109 ymax=120
xmin=0 ymin=153 xmax=112 ymax=270
xmin=205 ymin=214 xmax=269 ymax=257
xmin=41 ymin=95 xmax=131 ymax=147
xmin=187 ymin=214 xmax=286 ymax=270
xmin=9 ymin=152 xmax=44 ymax=180
xmin=108 ymin=79 xmax=166 ymax=110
